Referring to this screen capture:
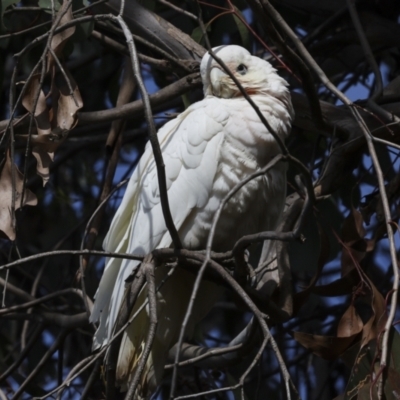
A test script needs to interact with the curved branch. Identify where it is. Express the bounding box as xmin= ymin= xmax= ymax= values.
xmin=0 ymin=249 xmax=143 ymax=271
xmin=0 ymin=72 xmax=202 ymax=133
xmin=0 ymin=288 xmax=91 ymax=316
xmin=116 ymin=15 xmax=182 ymax=249
xmin=166 ymin=318 xmax=257 ymax=369
xmin=2 ymin=311 xmax=88 ymax=329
